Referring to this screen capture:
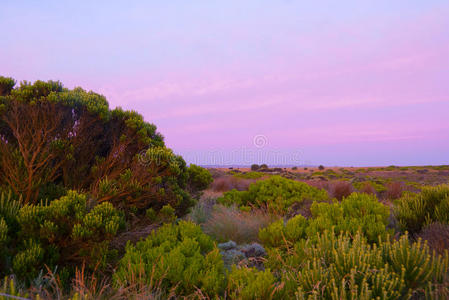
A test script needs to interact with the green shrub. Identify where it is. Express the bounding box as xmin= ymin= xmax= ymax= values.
xmin=217 ymin=176 xmax=328 ymax=214
xmin=0 ymin=192 xmax=21 ymax=275
xmin=308 ymin=193 xmax=391 ymax=243
xmin=354 ymin=179 xmax=387 ymax=193
xmin=158 ymin=204 xmax=176 ymax=223
xmin=394 ymin=184 xmax=449 ymax=234
xmin=259 ymin=214 xmax=308 ymax=249
xmin=145 ymin=207 xmax=157 ymax=222
xmin=13 ymin=191 xmax=125 ymax=282
xmin=114 ymin=221 xmax=225 ymax=297
xmin=265 ymin=230 xmax=448 ymax=299
xmin=186 ymin=164 xmax=213 ymax=195
xmin=259 ymin=193 xmax=390 ymax=247
xmin=227 ymin=266 xmax=281 ymax=300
